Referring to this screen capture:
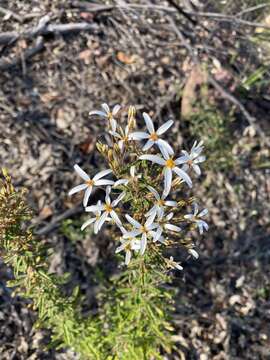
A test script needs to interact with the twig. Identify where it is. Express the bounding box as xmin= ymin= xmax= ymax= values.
xmin=0 ymin=36 xmax=44 ymax=70
xmin=186 ymin=11 xmax=270 ymax=29
xmin=71 ymin=1 xmax=270 ymax=30
xmin=0 ymin=5 xmax=23 ymax=23
xmin=35 ymin=205 xmax=83 ymax=236
xmin=0 ymin=17 xmax=98 ymax=45
xmin=237 ymin=3 xmax=270 ymax=16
